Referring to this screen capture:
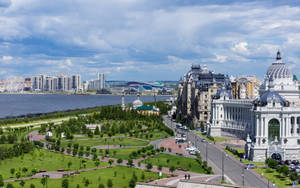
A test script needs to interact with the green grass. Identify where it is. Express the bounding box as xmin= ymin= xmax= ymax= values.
xmin=4 ymin=166 xmax=166 ymax=188
xmin=147 ymin=130 xmax=169 ymax=141
xmin=106 ymin=148 xmax=143 ymax=160
xmin=0 ymin=149 xmax=108 ymax=180
xmin=254 ymin=168 xmax=293 ymax=188
xmin=61 ymin=137 xmax=149 ymax=148
xmin=142 ymin=153 xmax=209 ymax=174
xmin=194 ymin=131 xmax=228 ymax=142
xmin=241 ymin=159 xmax=265 ymax=167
